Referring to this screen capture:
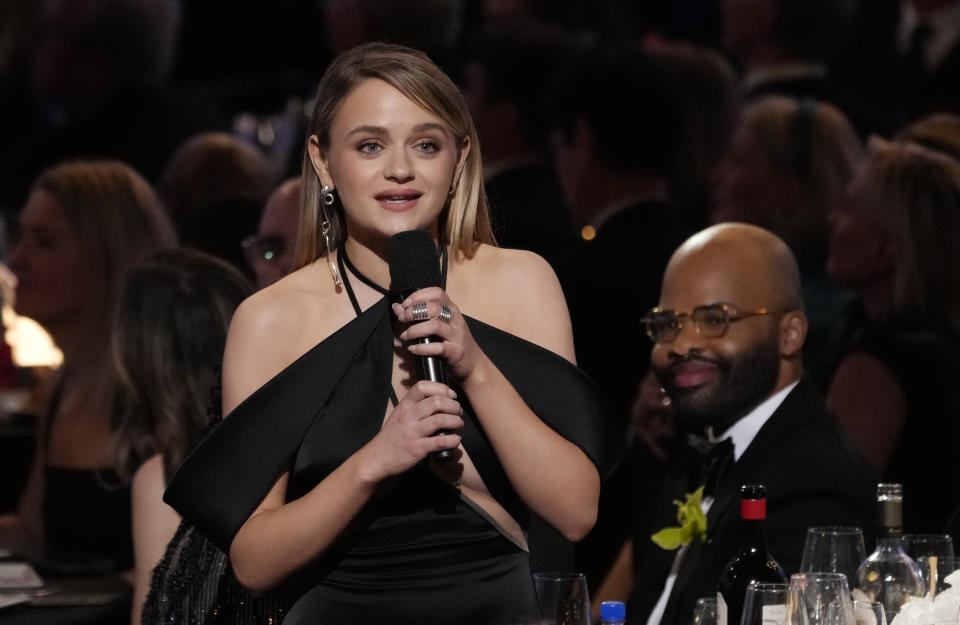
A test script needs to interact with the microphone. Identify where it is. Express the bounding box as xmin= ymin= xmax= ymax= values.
xmin=389 ymin=230 xmax=456 ymax=461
